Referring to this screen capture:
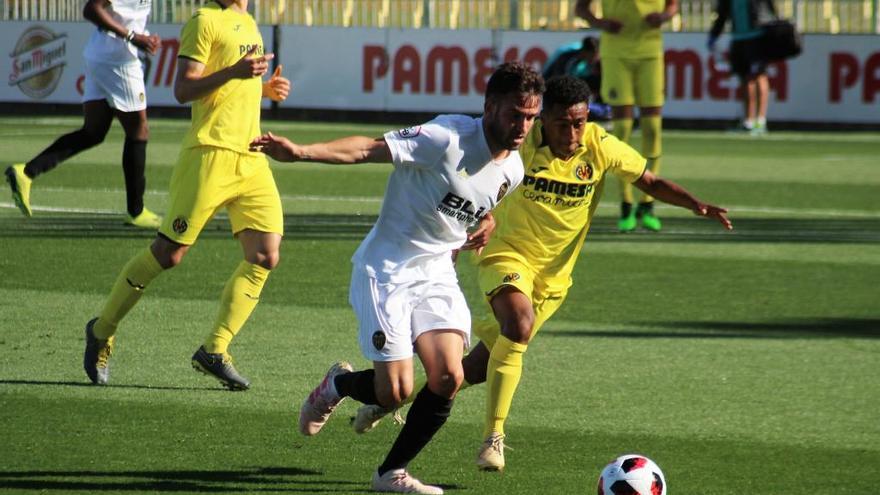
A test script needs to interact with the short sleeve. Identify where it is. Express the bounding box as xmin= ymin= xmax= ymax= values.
xmin=179 ymin=11 xmax=213 ymax=64
xmin=601 ymin=131 xmax=647 ymax=184
xmin=383 ymin=119 xmax=451 ymax=170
